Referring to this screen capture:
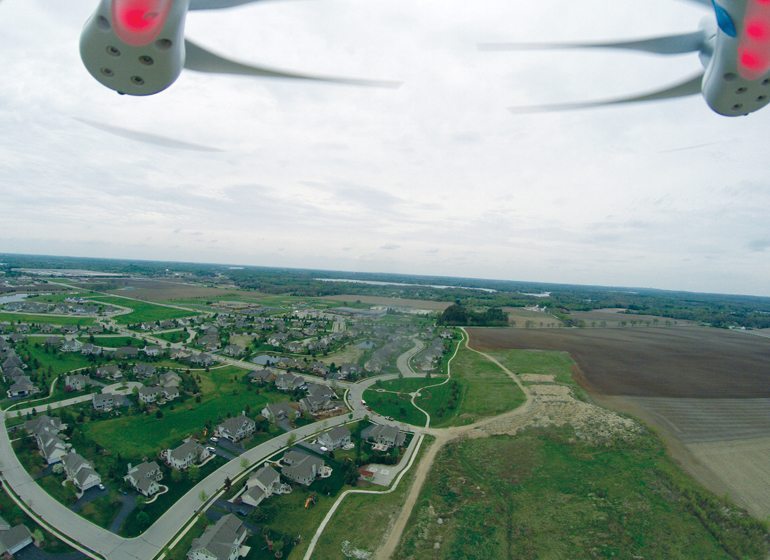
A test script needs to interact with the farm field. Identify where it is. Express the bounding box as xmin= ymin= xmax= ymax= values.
xmin=468 ymin=326 xmax=770 ymax=520
xmin=467 ymin=326 xmax=770 ymax=398
xmin=321 ymin=294 xmax=453 ymax=311
xmin=86 ymin=295 xmax=198 ymax=324
xmin=503 ymin=307 xmax=563 ymax=328
xmin=568 ymin=308 xmax=695 ymax=328
xmin=394 ymin=428 xmax=769 ymax=560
